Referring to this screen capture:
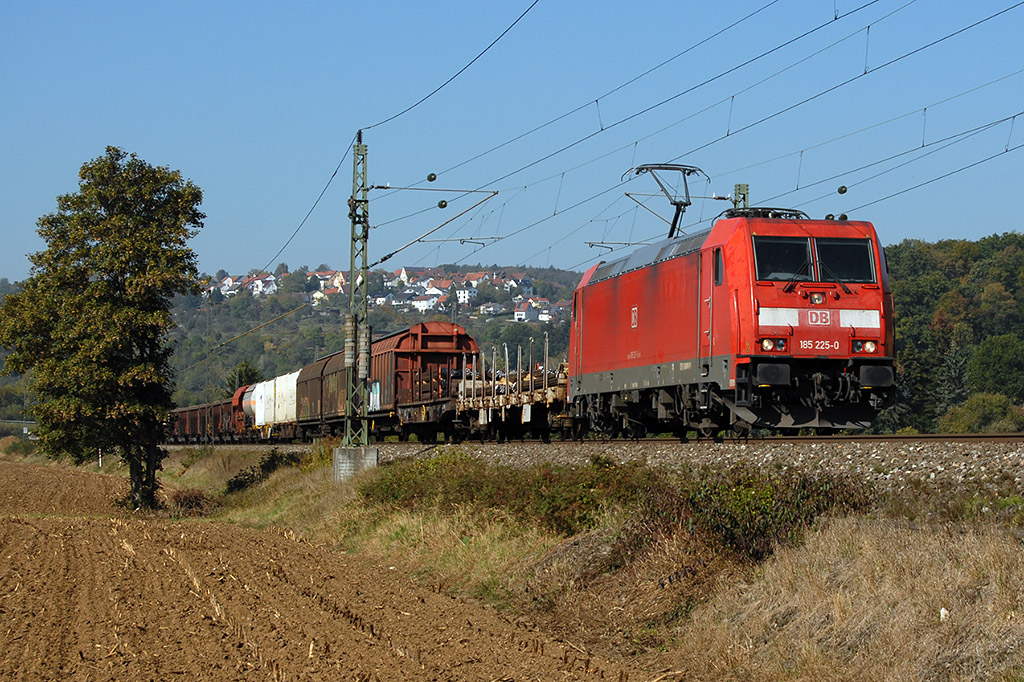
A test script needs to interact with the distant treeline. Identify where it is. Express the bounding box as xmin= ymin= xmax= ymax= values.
xmin=879 ymin=232 xmax=1024 ymax=433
